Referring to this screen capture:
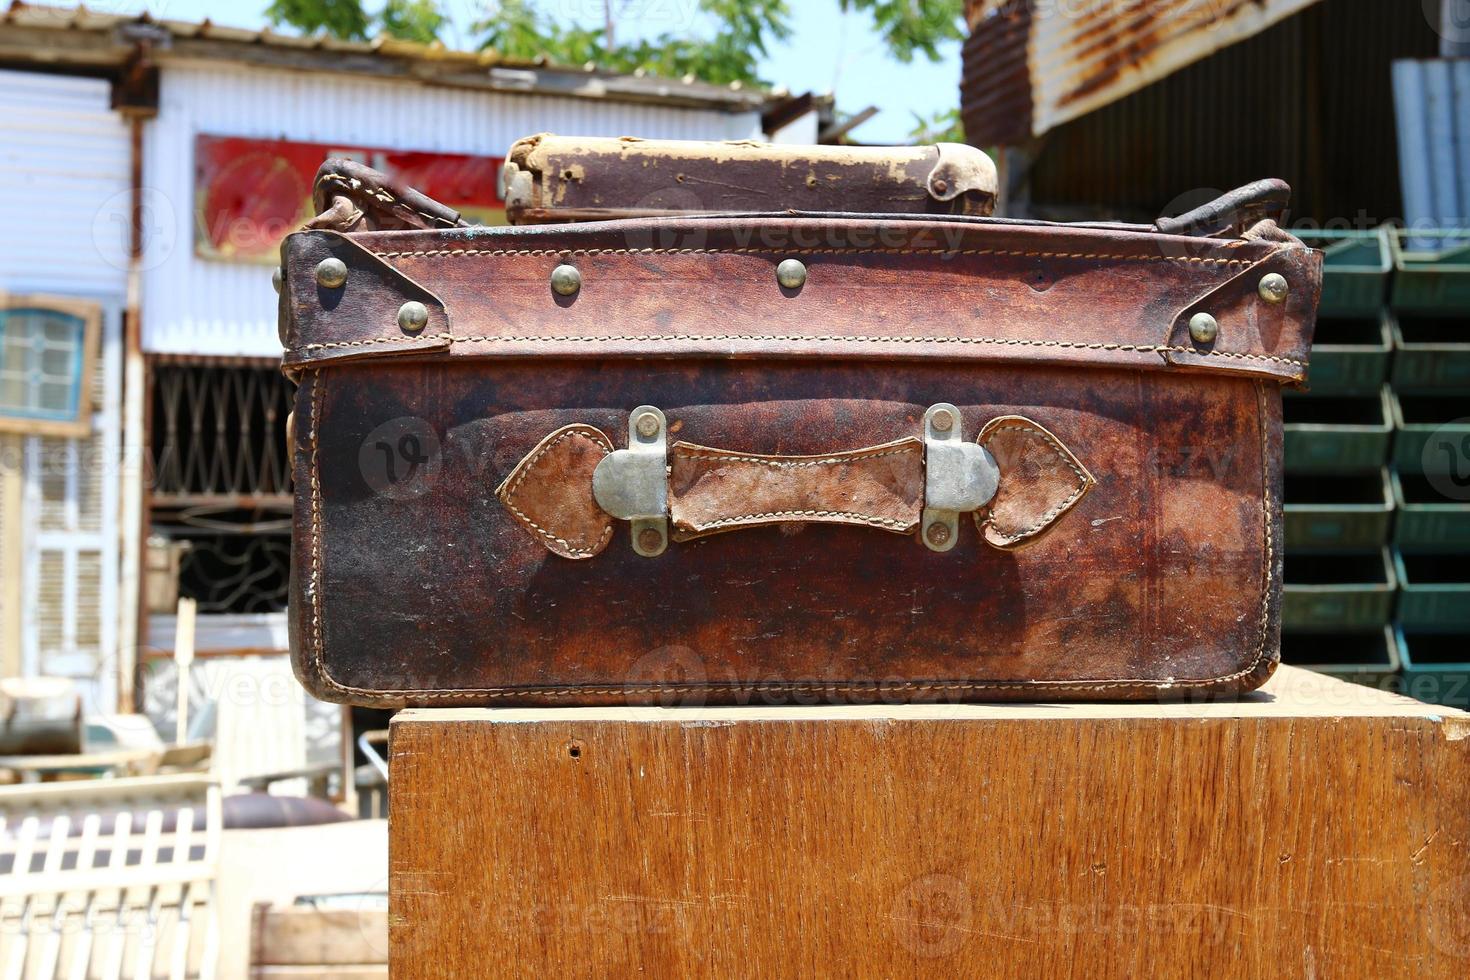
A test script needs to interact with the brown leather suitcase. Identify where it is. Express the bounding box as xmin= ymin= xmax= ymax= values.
xmin=280 ymin=149 xmax=1319 ymax=707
